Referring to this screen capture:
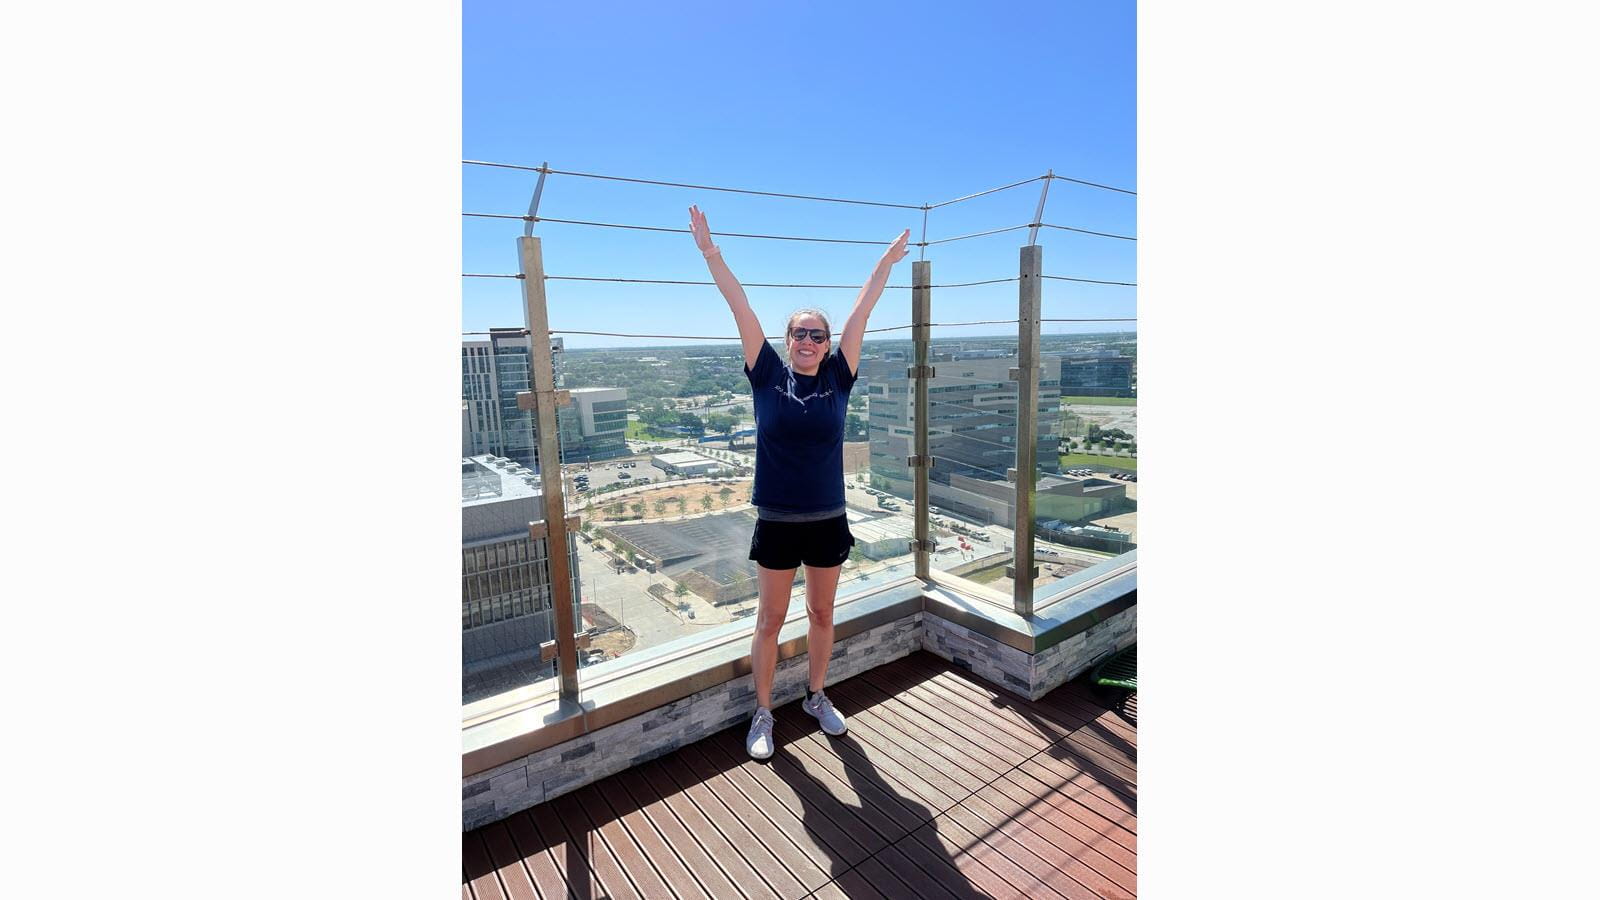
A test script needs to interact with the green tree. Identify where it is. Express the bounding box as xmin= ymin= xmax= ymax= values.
xmin=845 ymin=413 xmax=866 ymax=440
xmin=629 ymin=502 xmax=645 ymax=517
xmin=675 ymin=497 xmax=688 ymax=514
xmin=607 ymin=502 xmax=625 ymax=517
xmin=653 ymin=499 xmax=668 ymax=516
xmin=719 ymin=486 xmax=734 ymax=506
xmin=673 ymin=582 xmax=689 ymax=598
xmin=700 ymin=495 xmax=714 ymax=511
